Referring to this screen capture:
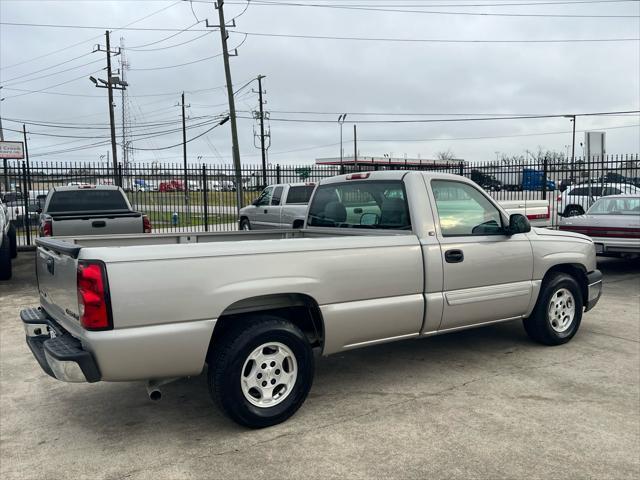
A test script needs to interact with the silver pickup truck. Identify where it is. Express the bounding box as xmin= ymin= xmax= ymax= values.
xmin=239 ymin=182 xmax=316 ymax=230
xmin=39 ymin=185 xmax=152 ymax=237
xmin=22 ymin=171 xmax=602 ymax=428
